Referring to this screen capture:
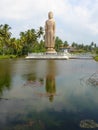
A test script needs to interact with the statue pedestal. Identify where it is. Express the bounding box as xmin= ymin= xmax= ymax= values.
xmin=46 ymin=48 xmax=57 ymax=54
